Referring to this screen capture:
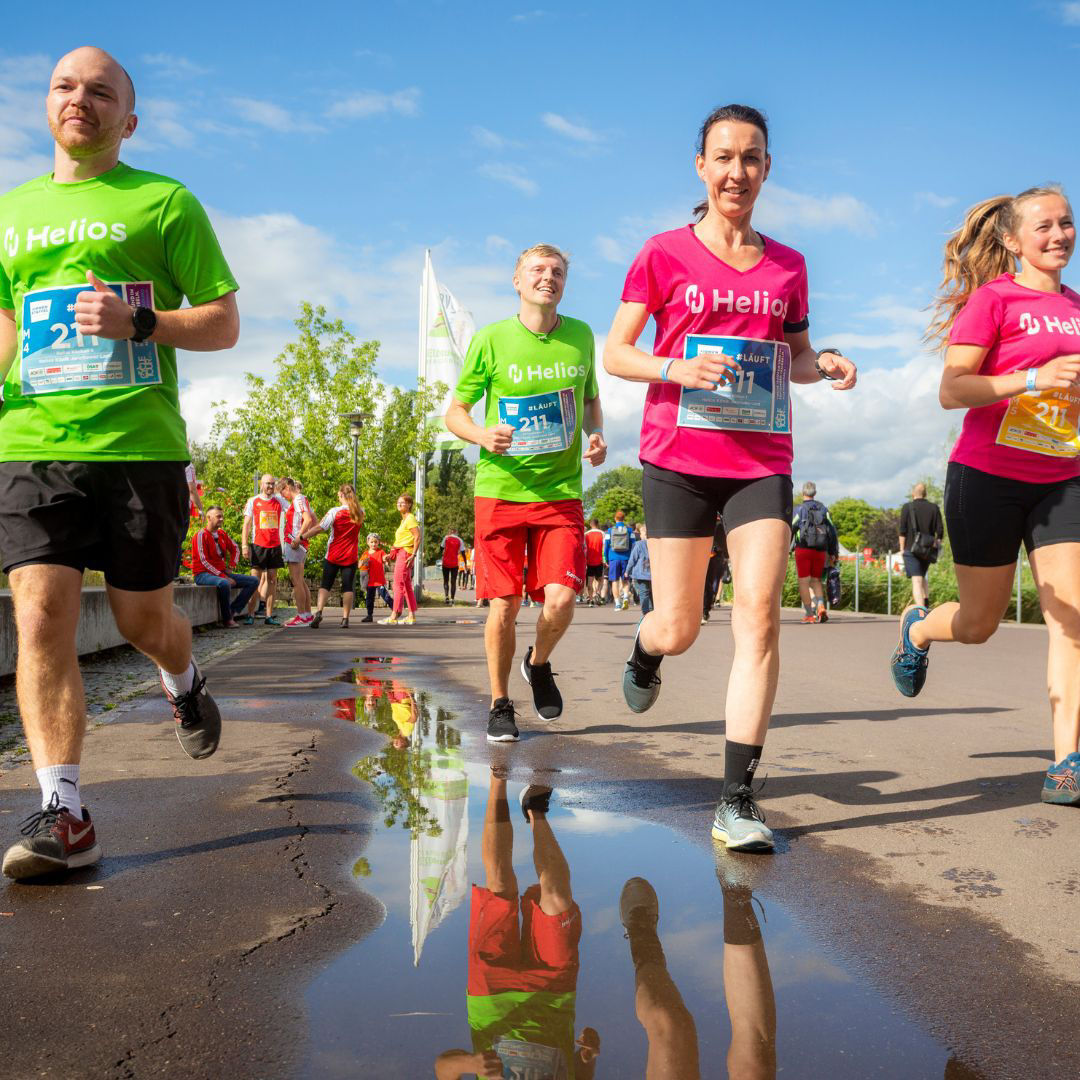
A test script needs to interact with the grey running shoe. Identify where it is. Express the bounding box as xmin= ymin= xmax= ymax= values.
xmin=519 ymin=784 xmax=552 ymax=822
xmin=712 ymin=785 xmax=774 ymax=852
xmin=619 ymin=876 xmax=659 ymax=932
xmin=163 ymin=663 xmax=222 ymax=760
xmin=486 ymin=698 xmax=519 ymax=743
xmin=622 ymin=634 xmax=662 ymax=714
xmin=520 ymin=646 xmax=563 ymax=720
xmin=891 ymin=605 xmax=930 ymax=697
xmin=2 ymin=794 xmax=101 ymax=880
